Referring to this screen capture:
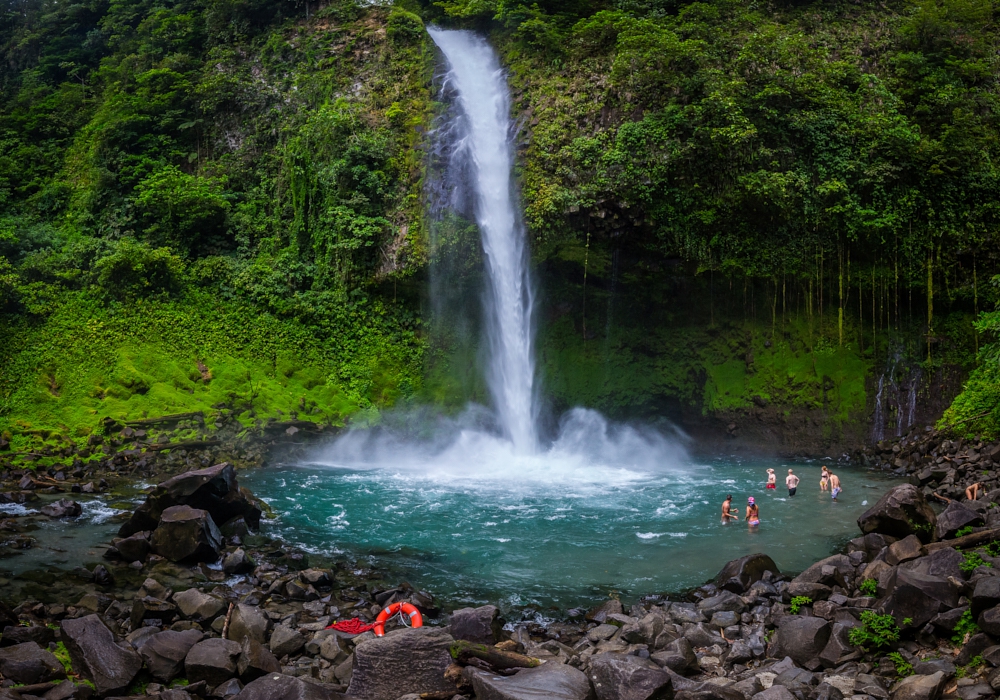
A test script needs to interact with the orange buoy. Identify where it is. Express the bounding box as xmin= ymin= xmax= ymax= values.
xmin=373 ymin=602 xmax=423 ymax=637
